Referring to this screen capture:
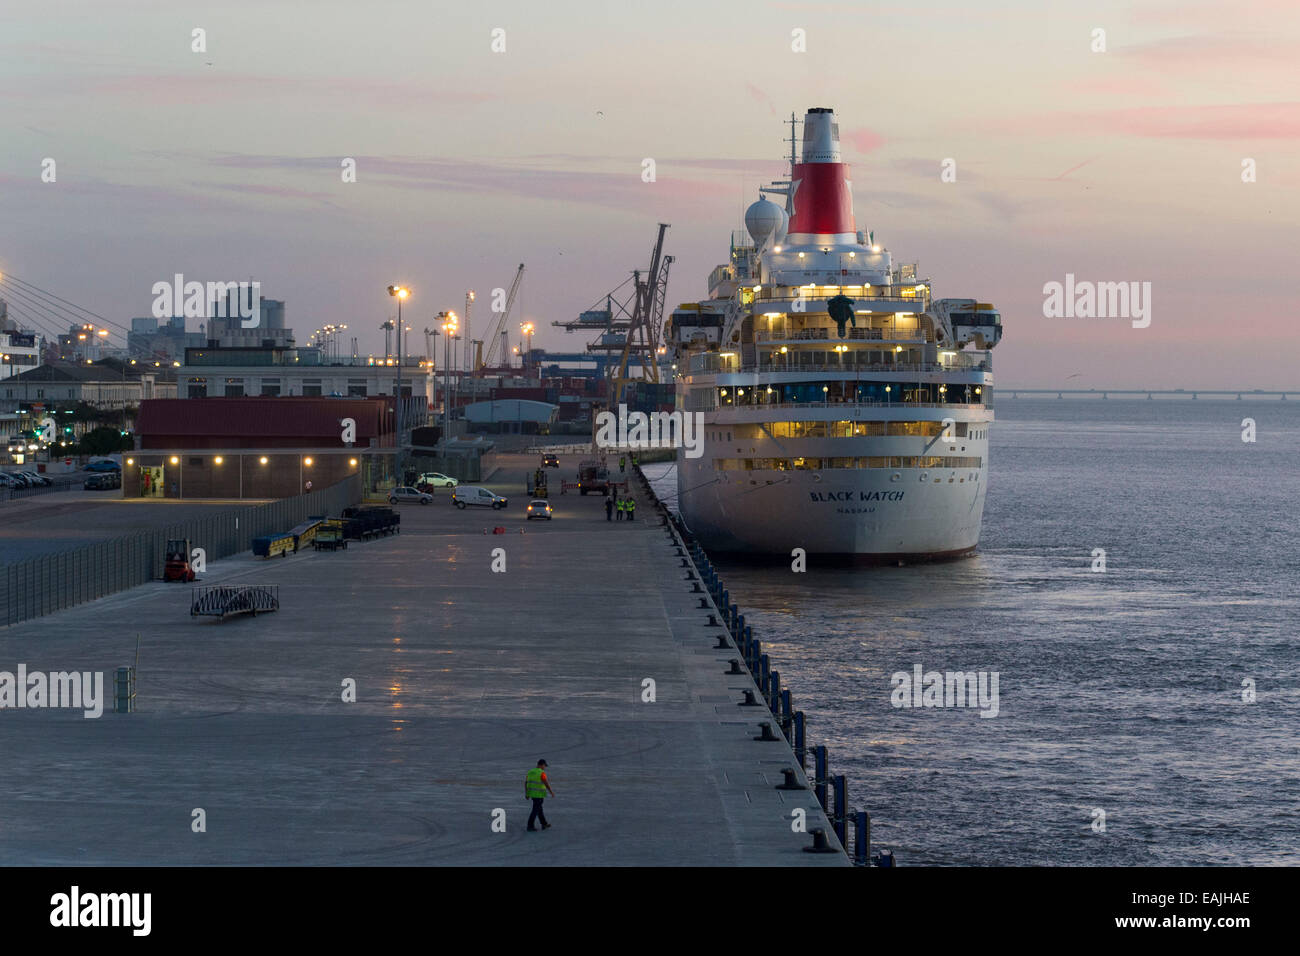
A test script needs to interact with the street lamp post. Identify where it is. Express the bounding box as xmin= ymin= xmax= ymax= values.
xmin=520 ymin=322 xmax=534 ymax=372
xmin=435 ymin=310 xmax=458 ymax=449
xmin=387 ymin=285 xmax=410 ymax=486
